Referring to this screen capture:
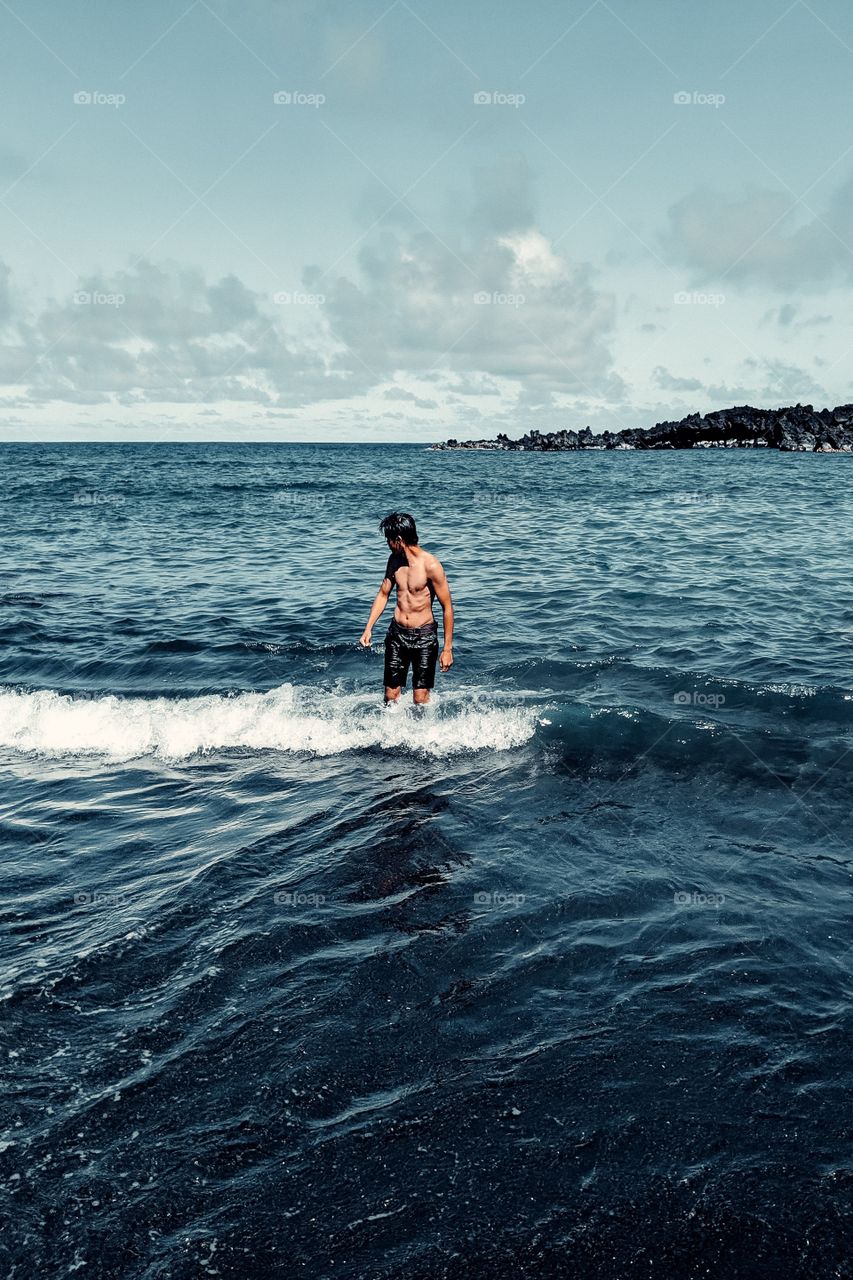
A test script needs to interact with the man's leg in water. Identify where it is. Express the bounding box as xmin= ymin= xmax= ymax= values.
xmin=383 ymin=620 xmax=407 ymax=703
xmin=411 ymin=628 xmax=438 ymax=705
